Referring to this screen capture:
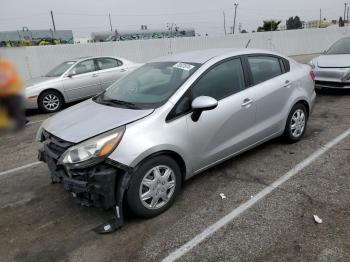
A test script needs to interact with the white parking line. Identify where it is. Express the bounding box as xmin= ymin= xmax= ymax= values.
xmin=27 ymin=119 xmax=45 ymax=126
xmin=0 ymin=161 xmax=42 ymax=178
xmin=162 ymin=127 xmax=350 ymax=262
